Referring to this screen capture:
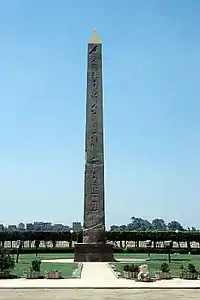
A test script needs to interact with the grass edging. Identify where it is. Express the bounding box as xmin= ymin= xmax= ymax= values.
xmin=107 ymin=263 xmax=121 ymax=279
